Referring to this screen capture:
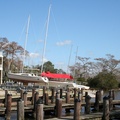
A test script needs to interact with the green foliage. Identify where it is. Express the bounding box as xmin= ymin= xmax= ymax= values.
xmin=77 ymin=77 xmax=86 ymax=84
xmin=43 ymin=61 xmax=55 ymax=73
xmin=88 ymin=72 xmax=119 ymax=90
